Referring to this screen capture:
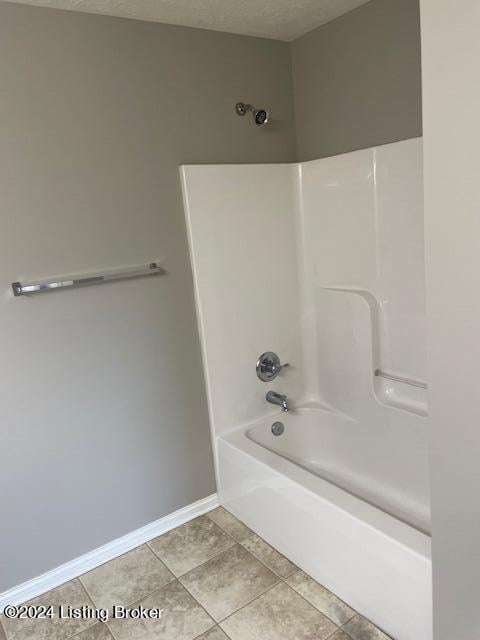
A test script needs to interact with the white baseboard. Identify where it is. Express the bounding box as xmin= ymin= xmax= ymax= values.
xmin=0 ymin=493 xmax=219 ymax=613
